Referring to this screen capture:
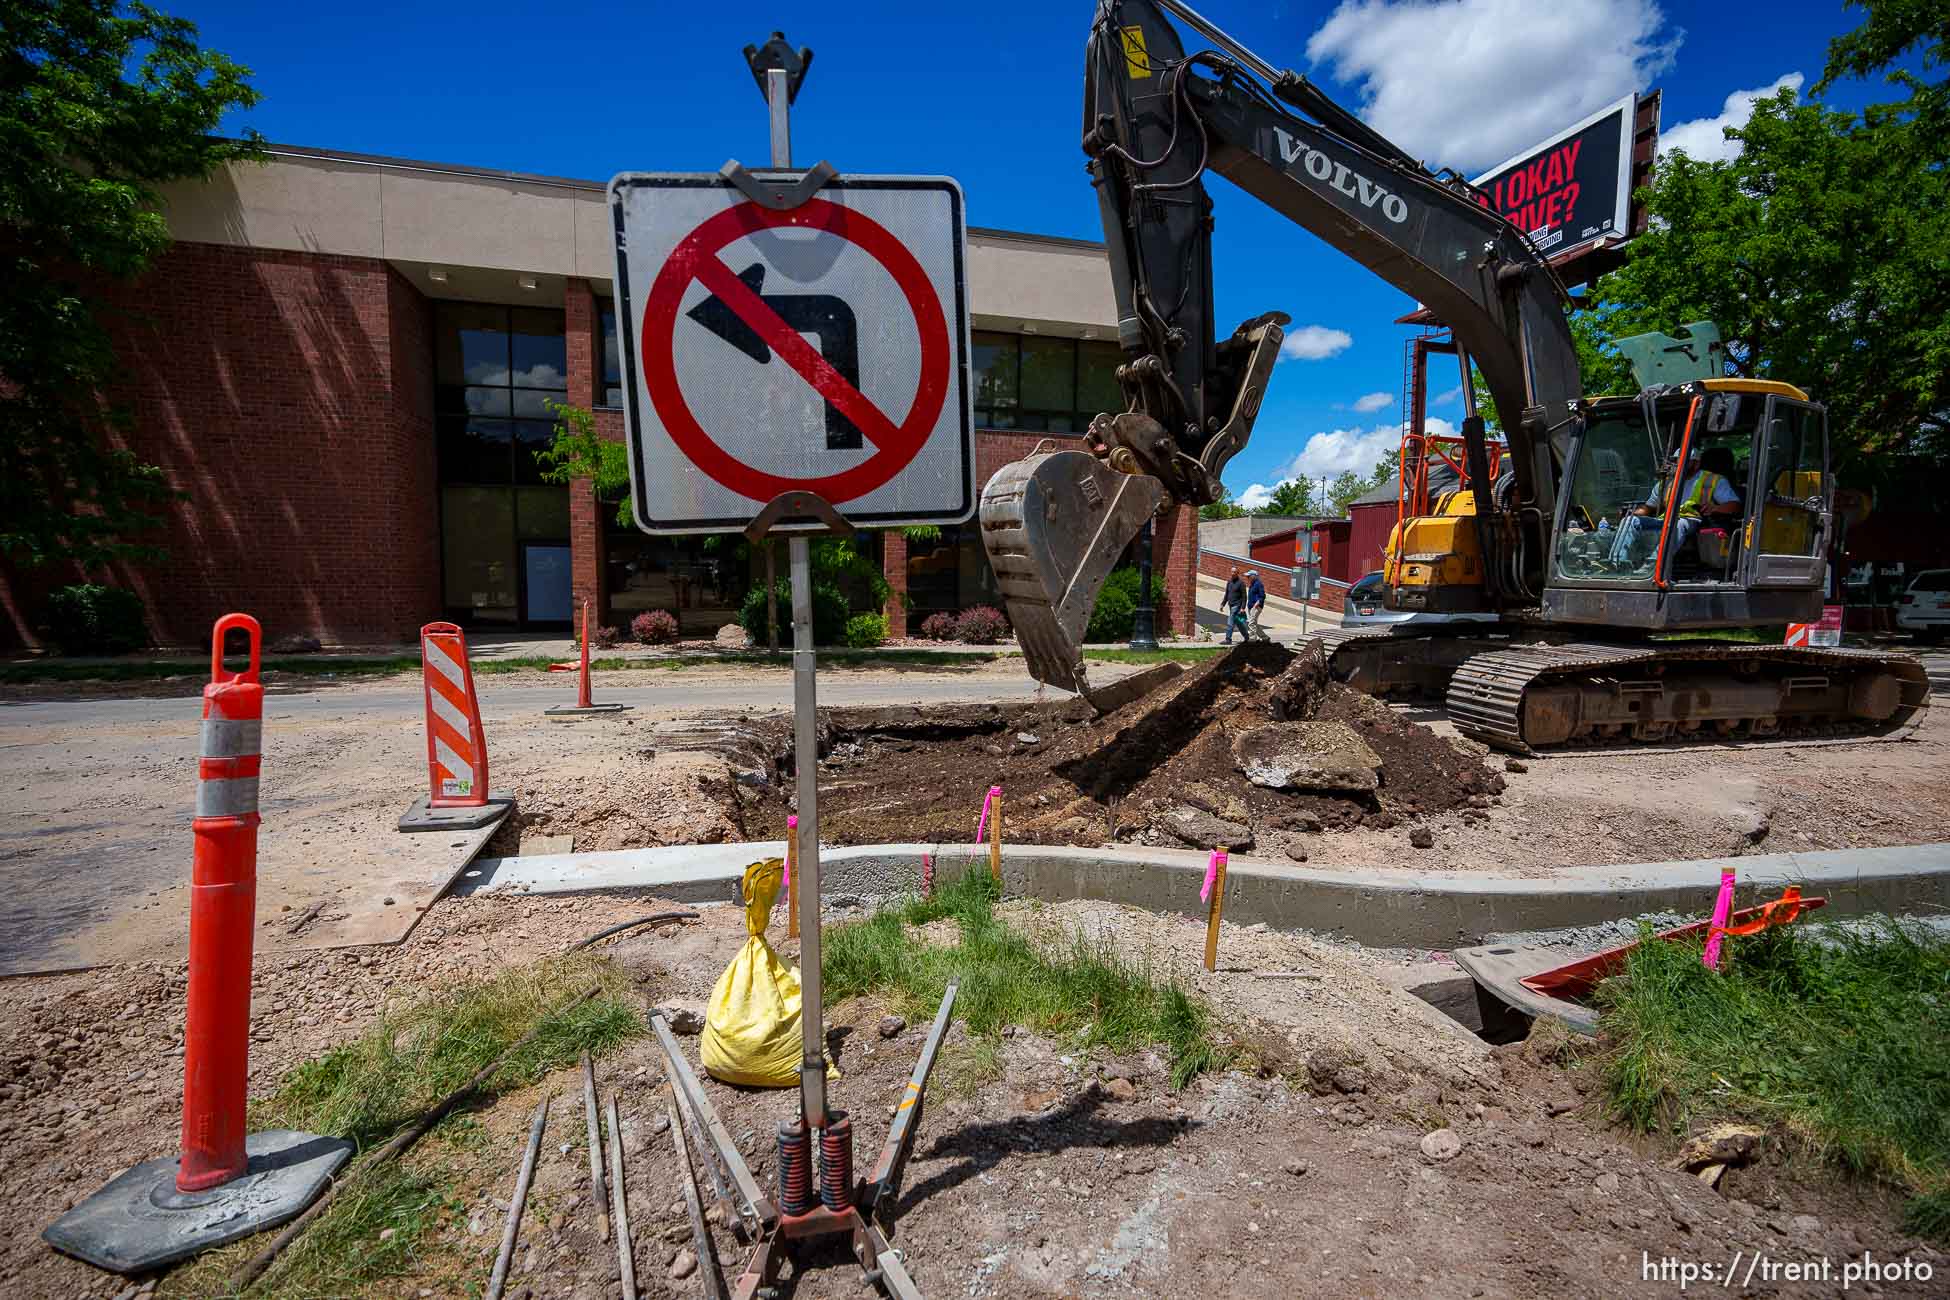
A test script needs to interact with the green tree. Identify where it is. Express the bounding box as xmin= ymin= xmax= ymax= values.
xmin=1255 ymin=478 xmax=1315 ymax=517
xmin=536 ymin=400 xmax=633 ymax=524
xmin=1 ymin=0 xmax=261 ymax=567
xmin=1592 ymin=79 xmax=1948 ymax=484
xmin=1816 ymin=0 xmax=1948 ymax=116
xmin=1199 ymin=486 xmax=1250 ymax=521
xmin=1470 ymin=308 xmax=1636 ymax=432
xmin=1366 ymin=445 xmax=1401 ymax=491
xmin=1327 ymin=470 xmax=1369 ymax=516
